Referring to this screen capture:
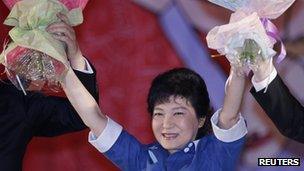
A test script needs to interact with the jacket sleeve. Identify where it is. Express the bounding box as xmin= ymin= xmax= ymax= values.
xmin=250 ymin=75 xmax=304 ymax=143
xmin=27 ymin=60 xmax=99 ymax=137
